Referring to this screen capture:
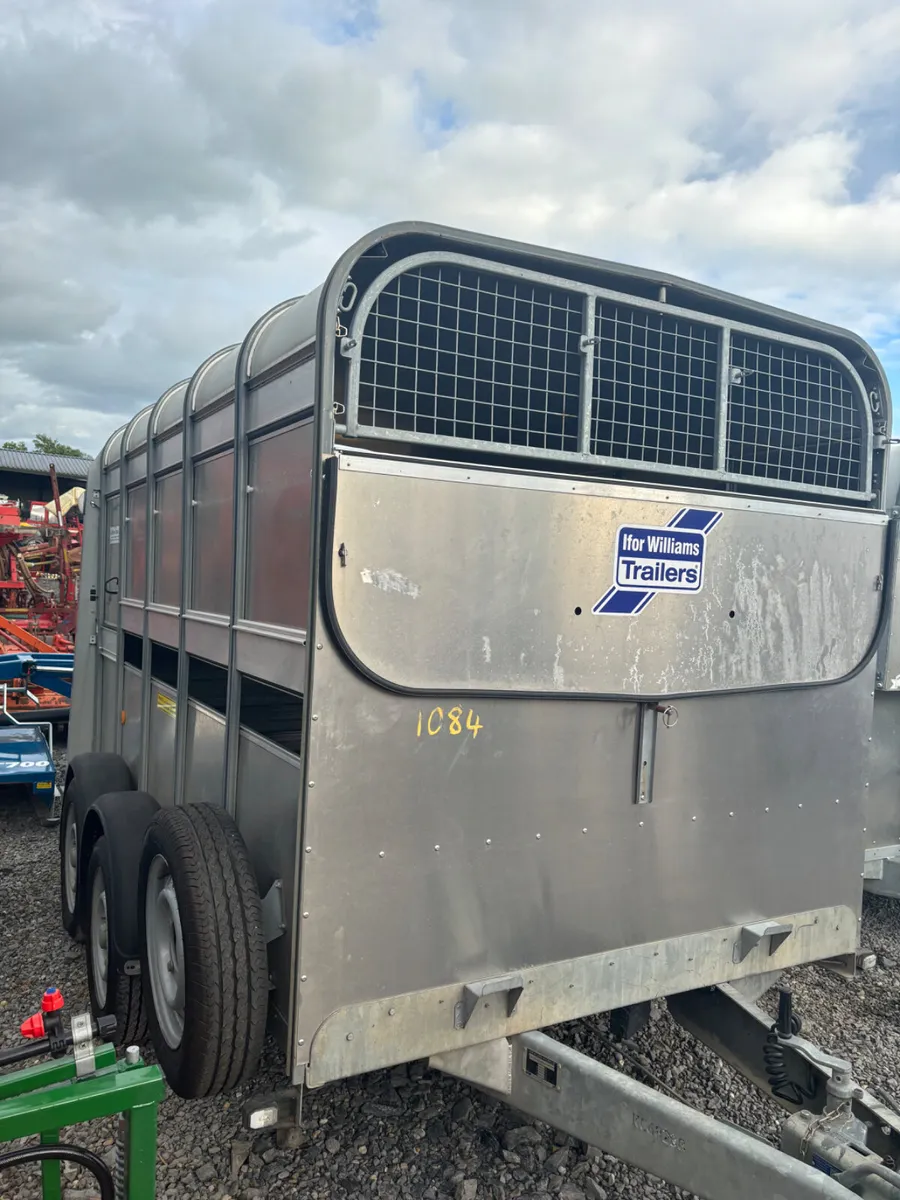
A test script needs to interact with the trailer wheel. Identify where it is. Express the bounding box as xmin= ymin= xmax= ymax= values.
xmin=139 ymin=804 xmax=268 ymax=1099
xmin=85 ymin=836 xmax=147 ymax=1046
xmin=60 ymin=789 xmax=80 ymax=938
xmin=59 ymin=755 xmax=134 ymax=939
